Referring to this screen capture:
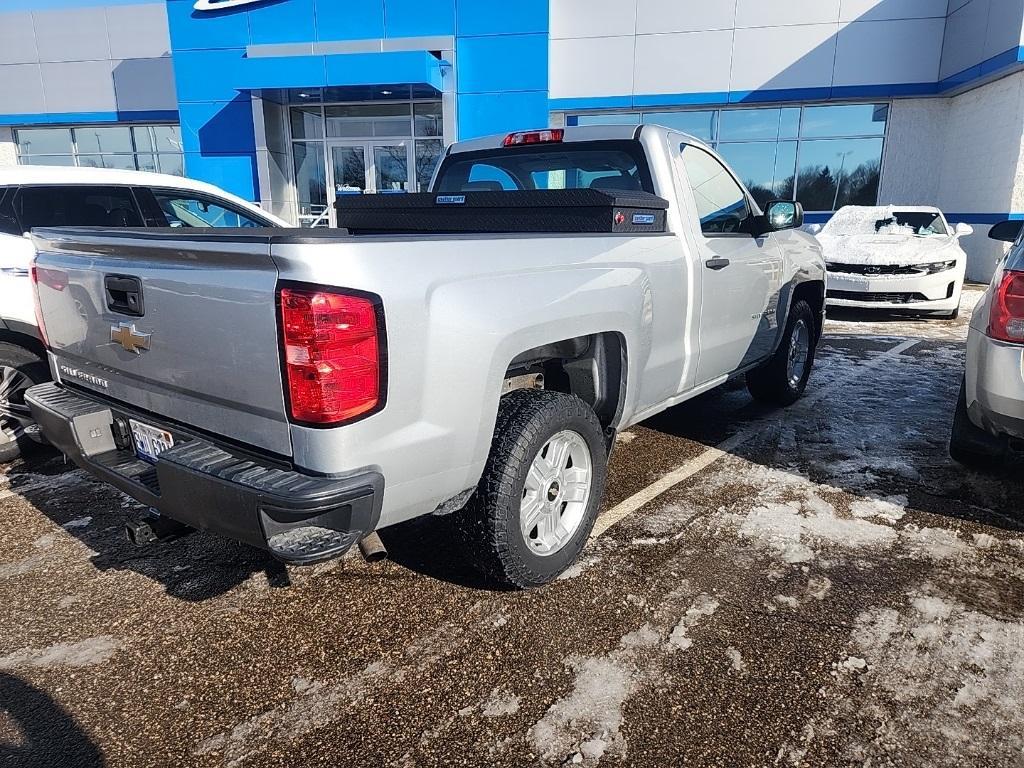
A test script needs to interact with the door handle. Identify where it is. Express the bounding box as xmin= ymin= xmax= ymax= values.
xmin=705 ymin=257 xmax=731 ymax=271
